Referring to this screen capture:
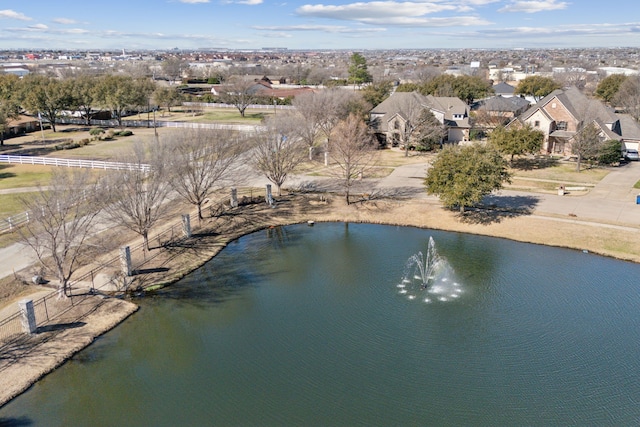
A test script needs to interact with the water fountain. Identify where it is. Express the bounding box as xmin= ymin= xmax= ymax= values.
xmin=397 ymin=237 xmax=462 ymax=303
